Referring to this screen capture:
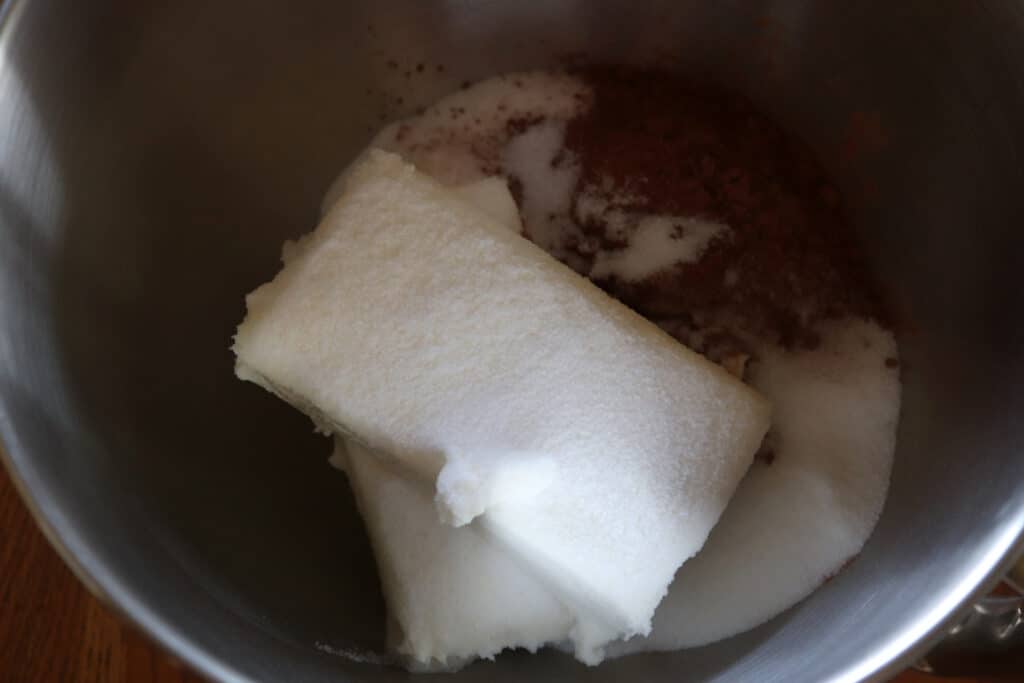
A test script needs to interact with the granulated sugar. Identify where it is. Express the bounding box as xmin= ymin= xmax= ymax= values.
xmin=500 ymin=120 xmax=582 ymax=260
xmin=590 ymin=215 xmax=729 ymax=282
xmin=321 ymin=71 xmax=592 ymax=212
